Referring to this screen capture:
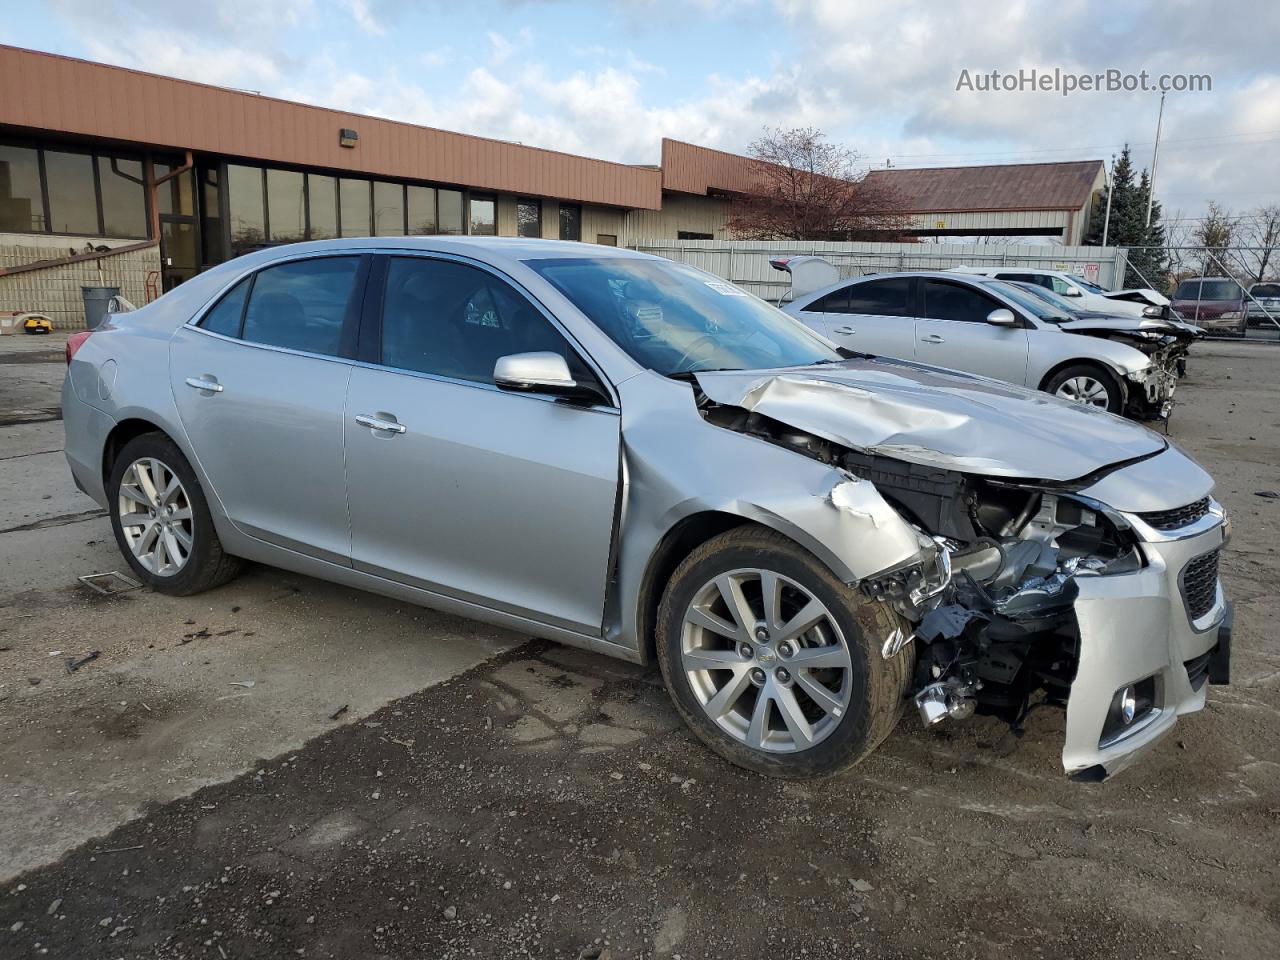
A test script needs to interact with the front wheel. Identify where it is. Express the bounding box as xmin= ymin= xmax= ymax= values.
xmin=107 ymin=432 xmax=243 ymax=595
xmin=656 ymin=526 xmax=910 ymax=778
xmin=1045 ymin=363 xmax=1124 ymax=413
